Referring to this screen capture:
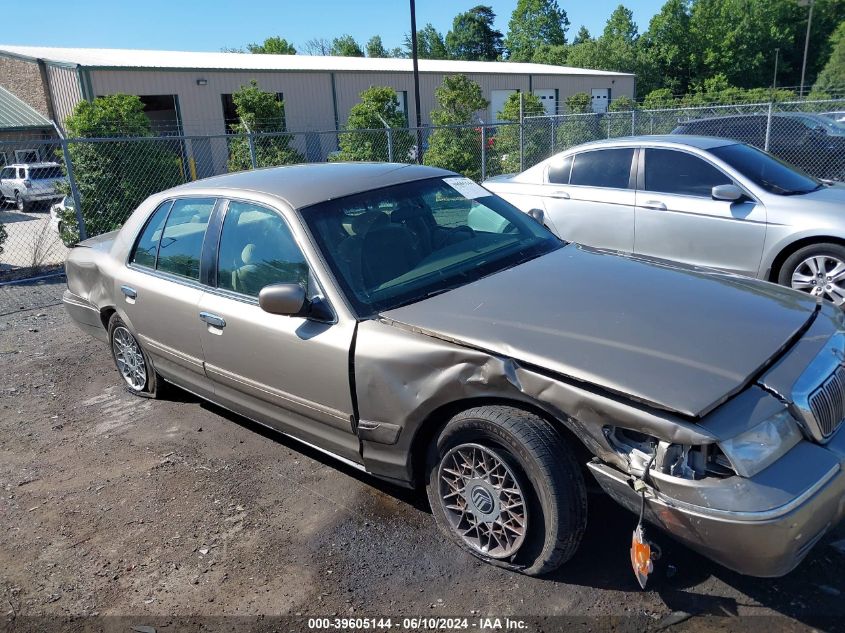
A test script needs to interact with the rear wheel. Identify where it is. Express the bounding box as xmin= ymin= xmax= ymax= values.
xmin=778 ymin=242 xmax=845 ymax=306
xmin=426 ymin=406 xmax=587 ymax=576
xmin=107 ymin=313 xmax=165 ymax=398
xmin=14 ymin=192 xmax=28 ymax=212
